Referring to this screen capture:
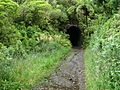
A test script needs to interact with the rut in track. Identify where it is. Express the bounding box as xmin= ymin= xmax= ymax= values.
xmin=32 ymin=49 xmax=85 ymax=90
